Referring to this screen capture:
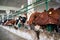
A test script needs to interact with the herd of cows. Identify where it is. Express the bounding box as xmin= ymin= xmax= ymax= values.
xmin=0 ymin=7 xmax=60 ymax=40
xmin=28 ymin=7 xmax=60 ymax=32
xmin=0 ymin=7 xmax=60 ymax=32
